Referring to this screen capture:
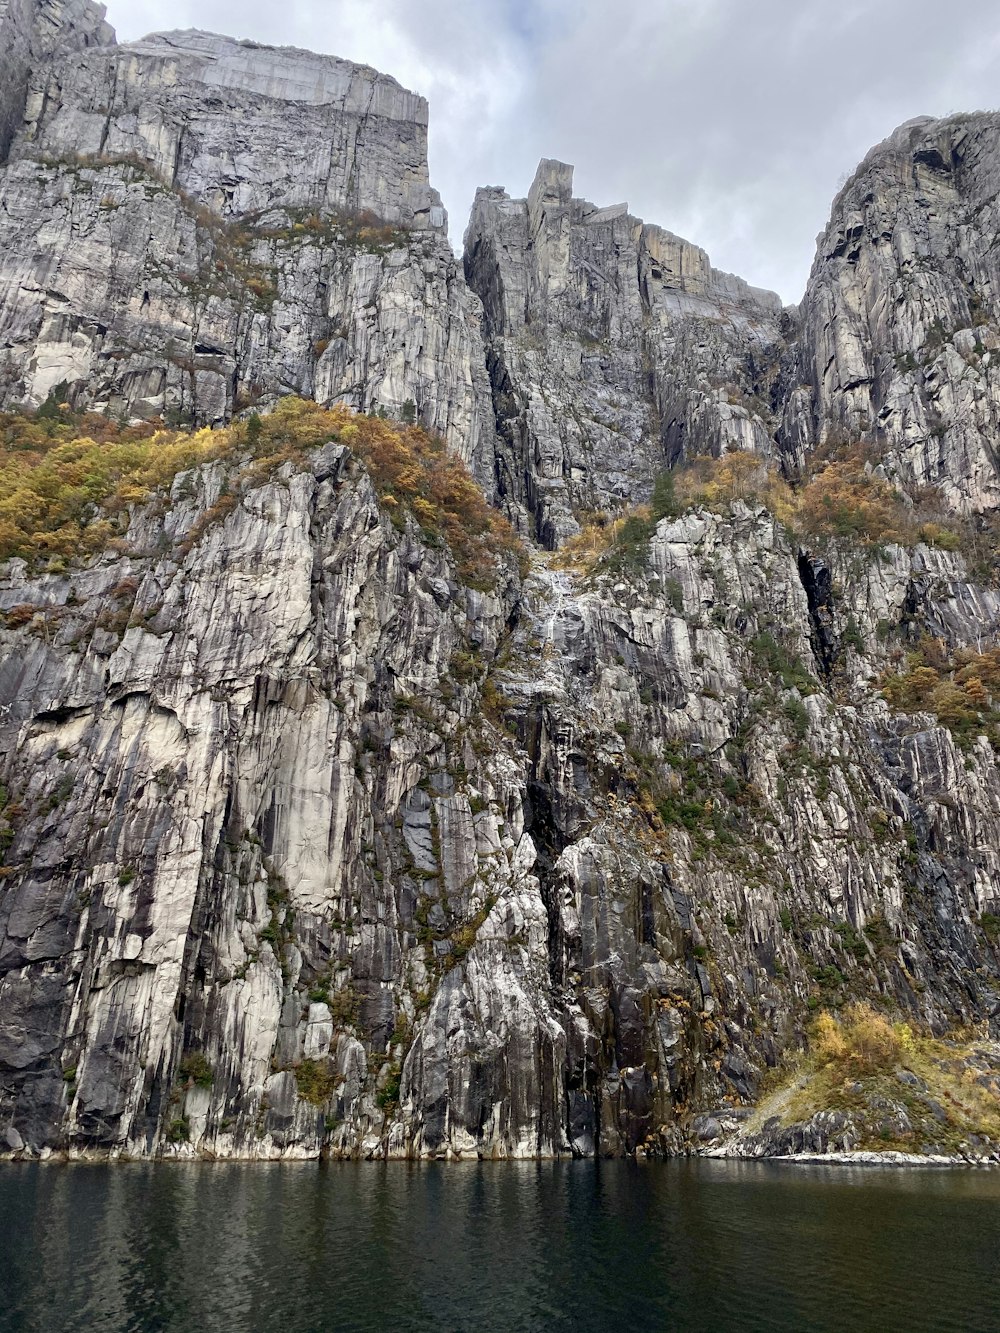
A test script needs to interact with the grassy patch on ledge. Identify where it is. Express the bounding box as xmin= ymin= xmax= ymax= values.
xmin=752 ymin=1003 xmax=1000 ymax=1154
xmin=0 ymin=396 xmax=523 ymax=588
